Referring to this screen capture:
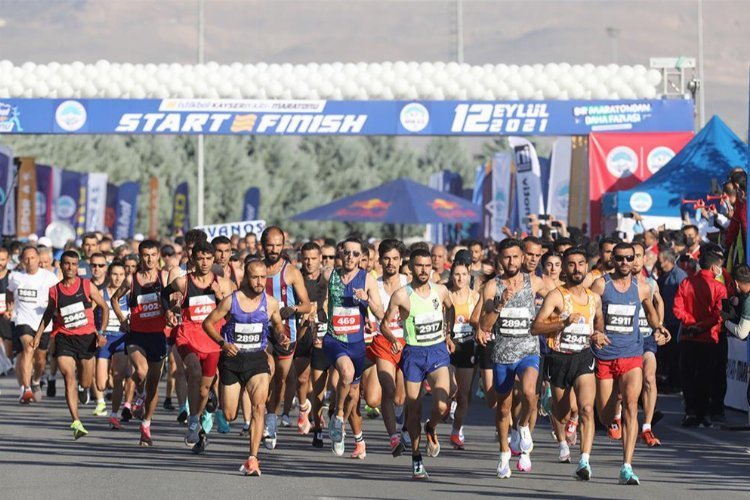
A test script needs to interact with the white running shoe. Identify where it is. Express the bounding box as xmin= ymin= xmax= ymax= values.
xmin=264 ymin=414 xmax=278 ymax=450
xmin=558 ymin=442 xmax=571 ymax=463
xmin=496 ymin=451 xmax=512 ymax=479
xmin=519 ymin=426 xmax=534 ymax=454
xmin=509 ymin=428 xmax=521 ymax=455
xmin=517 ymin=452 xmax=532 ymax=472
